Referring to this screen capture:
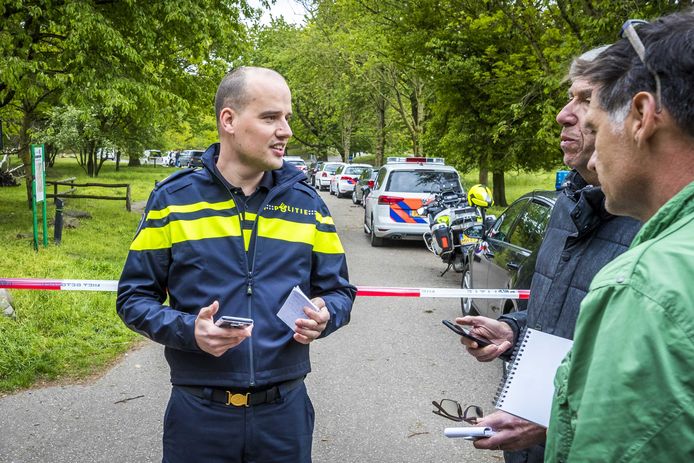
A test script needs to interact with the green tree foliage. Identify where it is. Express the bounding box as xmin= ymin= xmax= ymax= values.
xmin=1 ymin=0 xmax=250 ymax=200
xmin=248 ymin=0 xmax=690 ymax=204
